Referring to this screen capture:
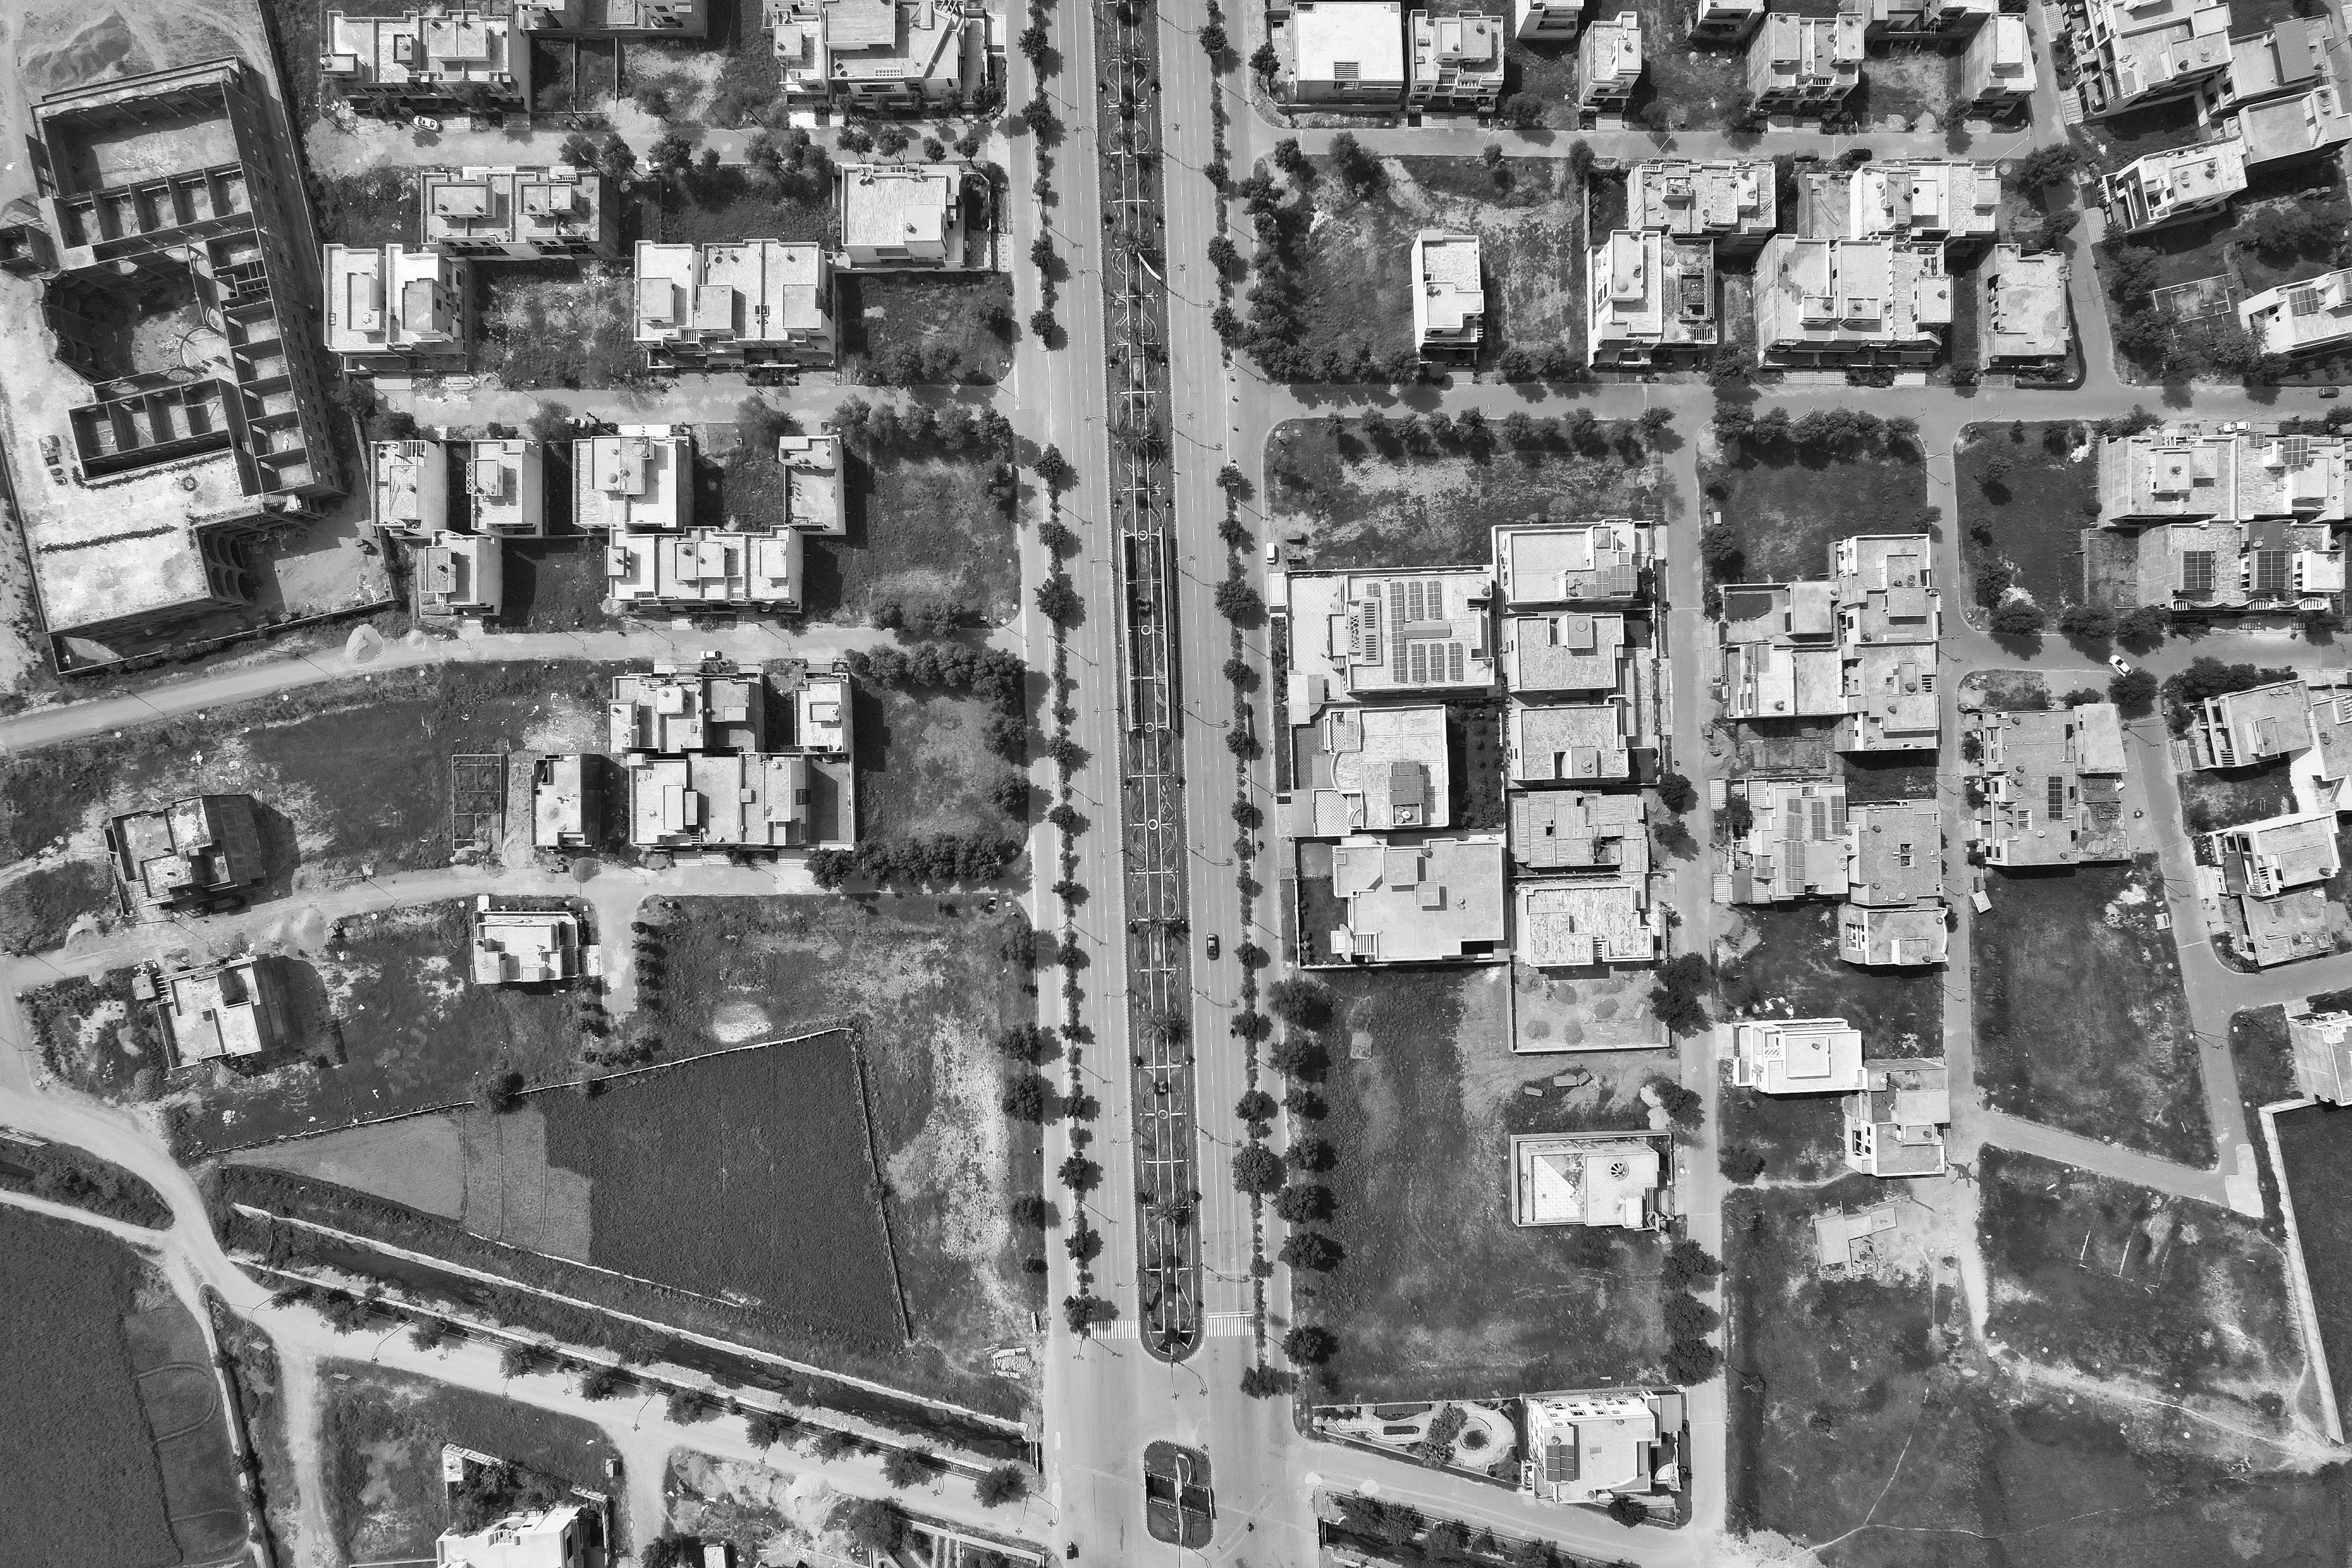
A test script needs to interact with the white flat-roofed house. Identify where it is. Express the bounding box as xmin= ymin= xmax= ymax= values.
xmin=1516 ymin=877 xmax=1663 ymax=965
xmin=1970 ymin=702 xmax=2131 ymax=867
xmin=1837 ymin=800 xmax=1947 ymax=966
xmin=1507 ymin=698 xmax=1633 ymax=784
xmin=1727 ymin=1017 xmax=1866 ymax=1093
xmin=1509 ymin=790 xmax=1648 ymax=874
xmin=1843 ymin=1059 xmax=1951 ymax=1174
xmin=1690 ymin=0 xmax=1766 ymax=42
xmin=608 ymin=658 xmax=768 ymax=755
xmin=373 ymin=438 xmax=450 ymax=540
xmin=1752 ymin=234 xmax=1951 ymax=368
xmin=322 ymin=9 xmax=531 ymax=108
xmin=160 ymin=956 xmax=284 ymax=1068
xmin=2191 ymin=678 xmax=2315 ymax=769
xmin=1587 ymin=228 xmax=1718 ymax=367
xmin=1277 ymin=0 xmax=1409 ymax=106
xmin=1502 ymin=609 xmax=1629 ymax=695
xmin=634 ymin=240 xmax=835 ymax=369
xmin=421 ymin=166 xmax=618 ymax=260
xmin=2221 ymin=16 xmax=2335 ymax=108
xmin=573 ymin=427 xmax=692 ymax=535
xmin=1979 ymin=245 xmax=2072 ymax=370
xmin=796 ymin=672 xmax=854 ymax=753
xmin=105 ymin=795 xmax=266 ymax=916
xmin=1493 ymin=521 xmax=1654 ymax=607
xmin=837 ymin=164 xmax=970 ymax=268
xmin=1723 ymin=778 xmax=1851 ymax=903
xmin=769 ymin=0 xmax=980 ymax=110
xmin=777 ymin=432 xmax=848 ymax=534
xmin=1510 ymin=1132 xmax=1668 ymax=1227
xmin=1963 ymin=13 xmax=2037 ymax=109
xmin=1578 ymin=12 xmax=1645 ymax=110
xmin=2291 ymin=1009 xmax=2352 ymax=1102
xmin=607 ymin=528 xmax=803 ymax=612
xmin=466 ymin=439 xmax=547 ymax=536
xmin=471 ymin=899 xmax=584 ymax=985
xmin=2226 ymin=86 xmax=2352 ymax=170
xmin=434 ymin=1502 xmax=593 ymax=1568
xmin=627 ymin=751 xmax=822 ymax=850
xmin=1318 ymin=834 xmax=1508 ymax=963
xmin=515 ymin=0 xmax=710 ymax=34
xmin=1287 ymin=568 xmax=1498 ymax=698
xmin=2066 ymin=0 xmax=2231 ymax=117
xmin=1845 ymin=0 xmax=1994 ymax=44
xmin=1513 ymin=0 xmax=1582 ymax=39
xmin=532 ymin=755 xmax=602 ymax=850
xmin=1409 ymin=12 xmax=1507 ymax=111
xmin=1626 ymin=159 xmax=1777 ymax=251
xmin=2101 ymin=138 xmax=2248 ymax=233
xmin=1834 ymin=160 xmax=2001 ymax=246
xmin=2242 ymin=268 xmax=2352 ymax=358
xmin=414 ymin=532 xmax=504 ymax=620
xmin=1748 ymin=13 xmax=1862 ymax=113
xmin=2211 ymin=806 xmax=2348 ymax=967
xmin=1716 ymin=579 xmax=1844 ymax=723
xmin=1519 ymin=1391 xmax=1683 ymax=1507
xmin=323 ymin=244 xmax=472 ymax=373
xmin=1300 ymin=703 xmax=1452 ymax=836
xmin=1412 ymin=230 xmax=1486 ymax=360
